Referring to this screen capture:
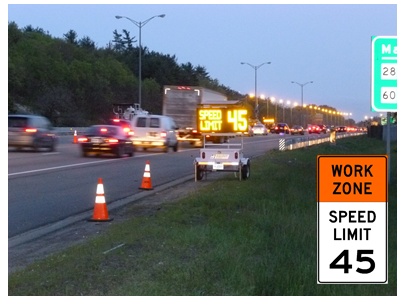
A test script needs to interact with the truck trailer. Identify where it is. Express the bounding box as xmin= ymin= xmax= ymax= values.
xmin=163 ymin=85 xmax=237 ymax=146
